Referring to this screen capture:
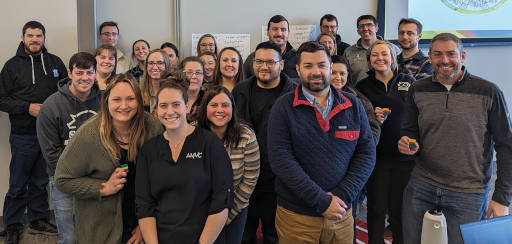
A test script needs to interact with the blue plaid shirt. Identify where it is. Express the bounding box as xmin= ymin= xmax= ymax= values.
xmin=397 ymin=51 xmax=433 ymax=80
